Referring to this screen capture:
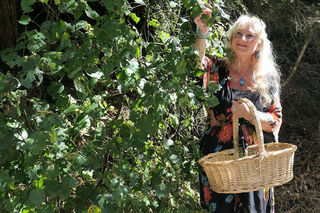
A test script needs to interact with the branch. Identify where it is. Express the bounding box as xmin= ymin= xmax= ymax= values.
xmin=318 ymin=120 xmax=320 ymax=143
xmin=282 ymin=22 xmax=319 ymax=87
